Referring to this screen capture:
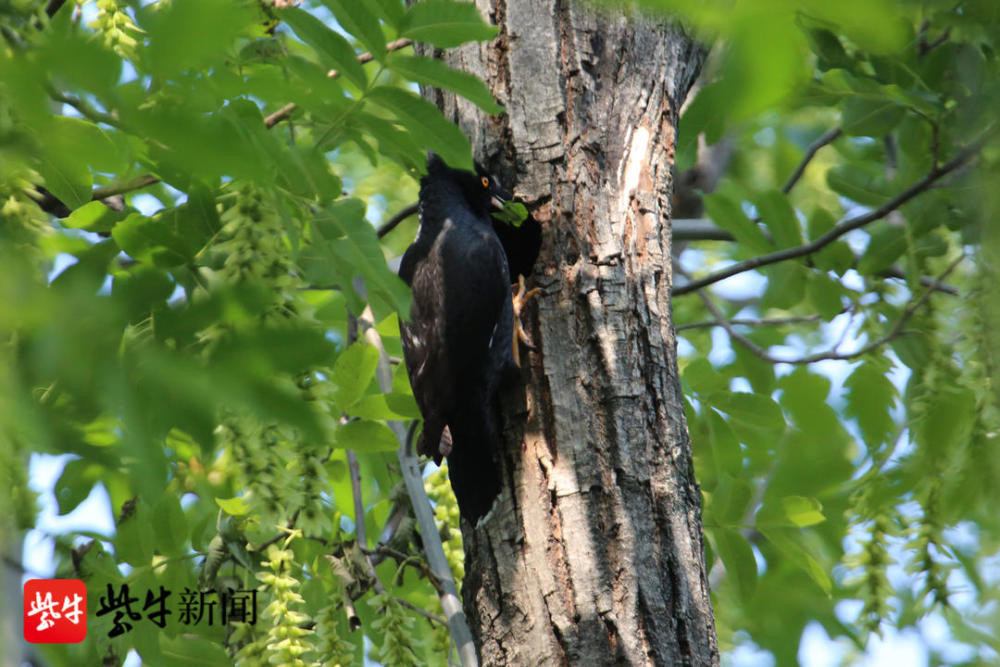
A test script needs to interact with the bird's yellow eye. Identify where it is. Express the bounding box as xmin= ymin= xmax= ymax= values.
xmin=481 ymin=176 xmax=489 ymax=188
